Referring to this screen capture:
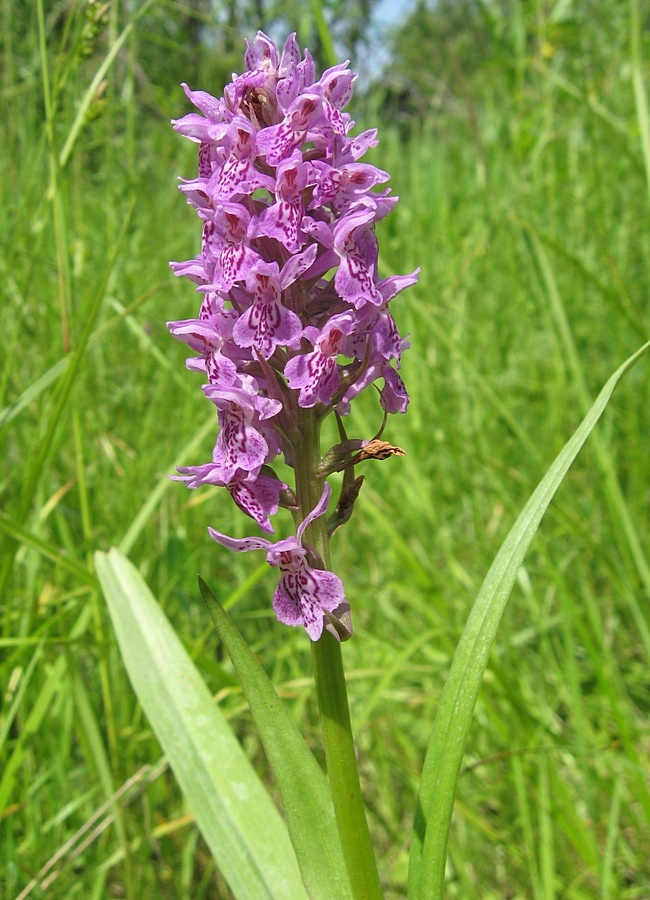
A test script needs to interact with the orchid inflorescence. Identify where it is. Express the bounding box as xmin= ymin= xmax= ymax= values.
xmin=168 ymin=31 xmax=418 ymax=641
